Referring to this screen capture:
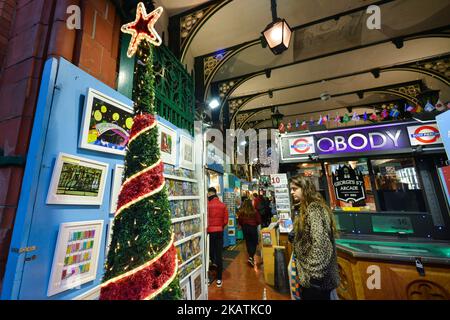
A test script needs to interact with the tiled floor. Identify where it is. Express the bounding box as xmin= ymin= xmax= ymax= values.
xmin=208 ymin=242 xmax=291 ymax=300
